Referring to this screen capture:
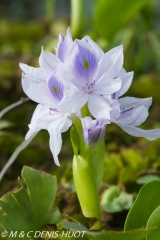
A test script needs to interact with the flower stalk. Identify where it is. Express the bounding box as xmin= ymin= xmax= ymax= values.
xmin=70 ymin=114 xmax=105 ymax=226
